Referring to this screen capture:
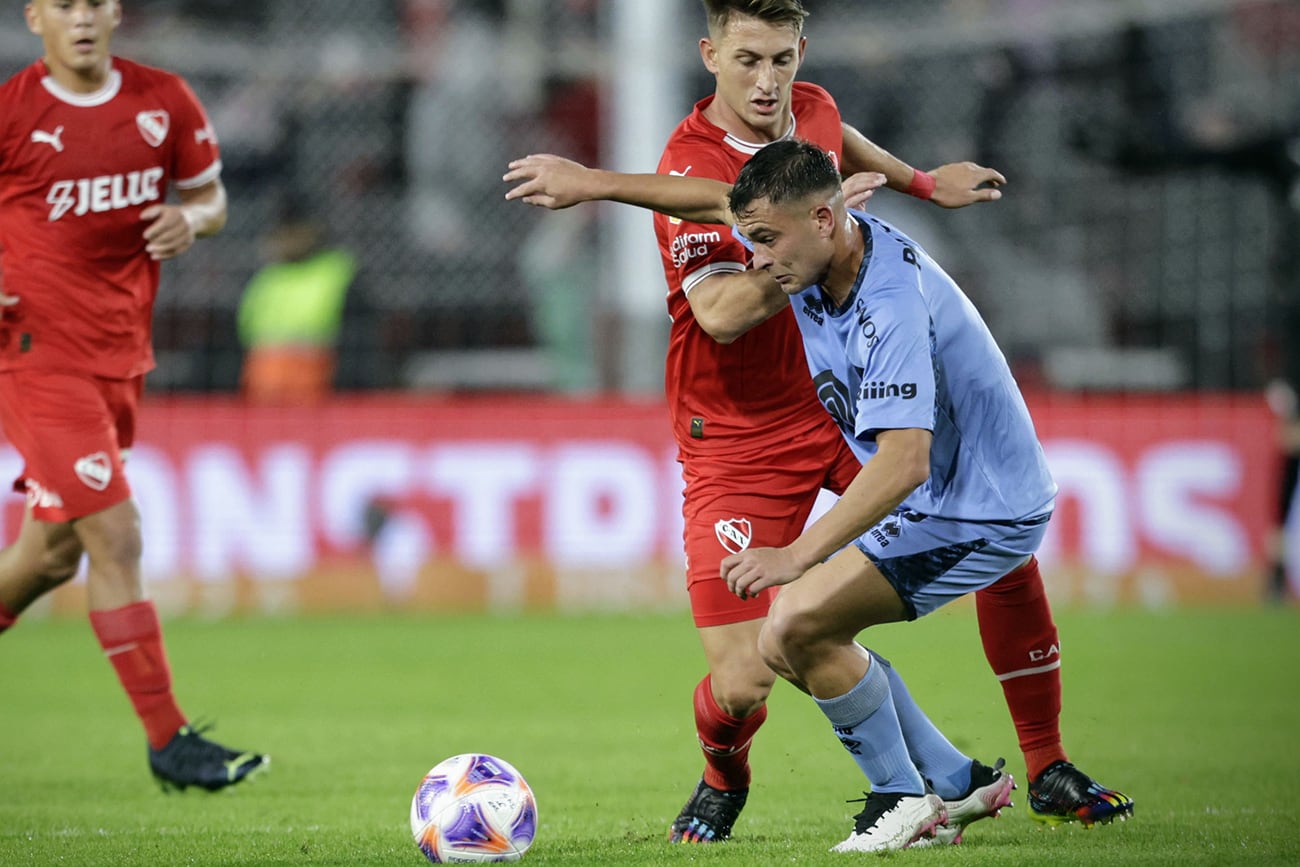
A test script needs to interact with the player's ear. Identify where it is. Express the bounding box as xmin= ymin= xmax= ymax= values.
xmin=796 ymin=35 xmax=807 ymax=67
xmin=110 ymin=0 xmax=123 ymax=29
xmin=814 ymin=202 xmax=835 ymax=238
xmin=25 ymin=2 xmax=41 ymax=37
xmin=700 ymin=37 xmax=719 ymax=74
